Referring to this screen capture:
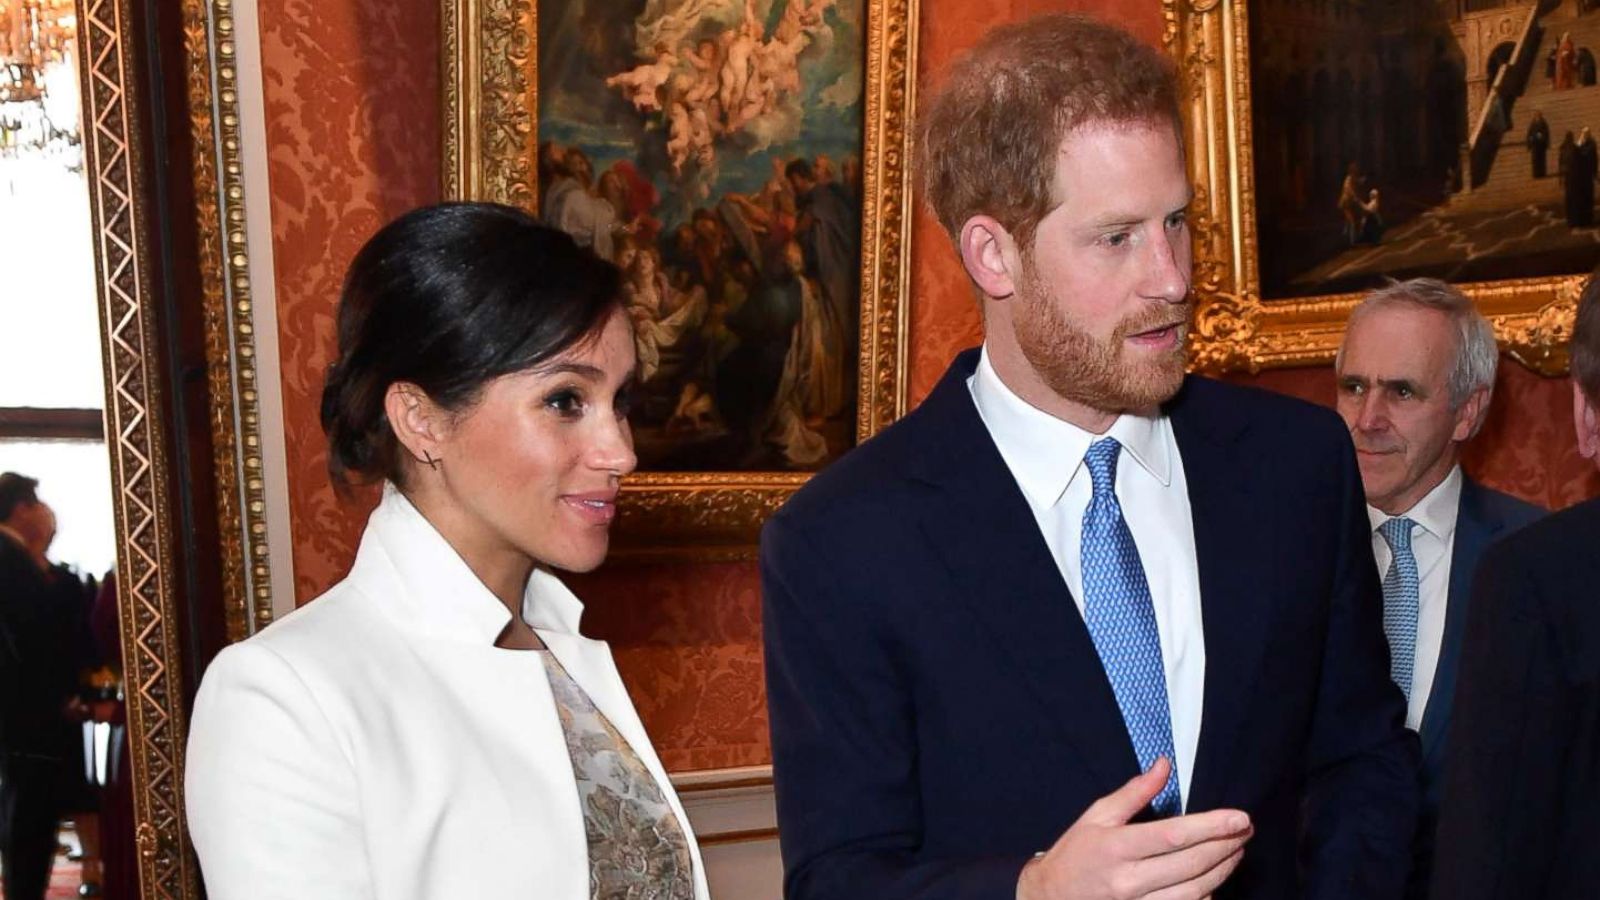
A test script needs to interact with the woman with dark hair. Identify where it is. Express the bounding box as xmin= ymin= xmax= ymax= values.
xmin=184 ymin=203 xmax=707 ymax=899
